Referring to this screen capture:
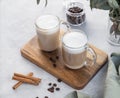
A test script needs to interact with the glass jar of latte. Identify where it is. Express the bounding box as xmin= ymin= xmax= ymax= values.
xmin=61 ymin=29 xmax=97 ymax=69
